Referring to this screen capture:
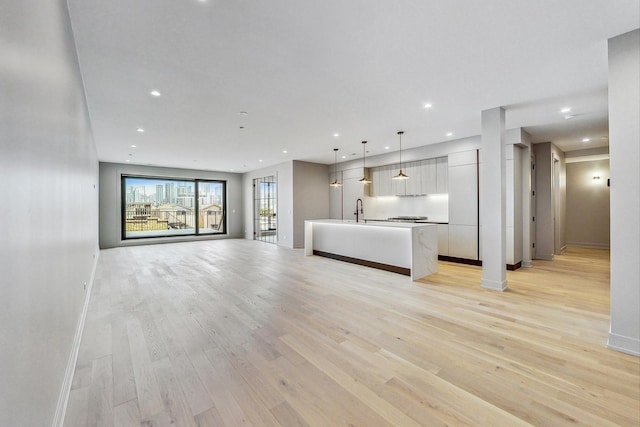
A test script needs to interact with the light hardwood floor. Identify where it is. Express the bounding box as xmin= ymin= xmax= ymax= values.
xmin=64 ymin=240 xmax=639 ymax=426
